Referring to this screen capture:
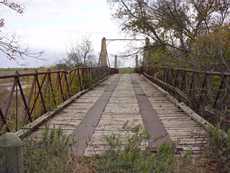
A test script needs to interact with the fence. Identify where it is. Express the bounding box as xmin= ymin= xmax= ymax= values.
xmin=141 ymin=66 xmax=230 ymax=128
xmin=0 ymin=66 xmax=115 ymax=134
